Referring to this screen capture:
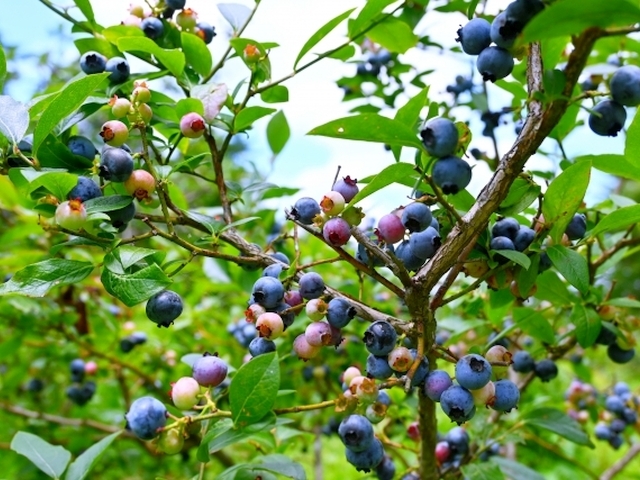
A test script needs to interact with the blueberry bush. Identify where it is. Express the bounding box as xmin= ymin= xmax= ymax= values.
xmin=1 ymin=0 xmax=640 ymax=479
